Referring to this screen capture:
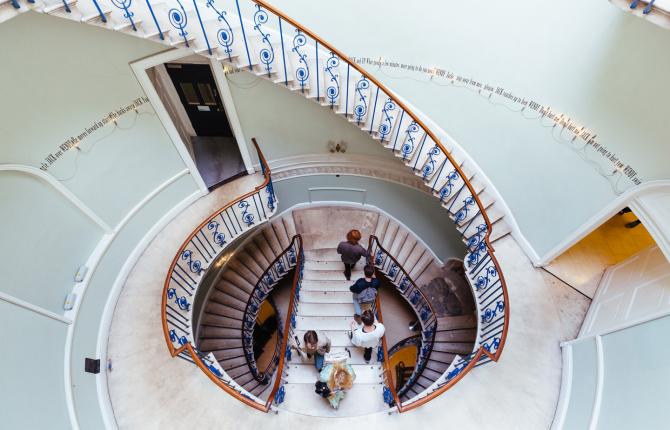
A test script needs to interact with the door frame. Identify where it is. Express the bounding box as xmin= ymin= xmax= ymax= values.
xmin=130 ymin=49 xmax=255 ymax=194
